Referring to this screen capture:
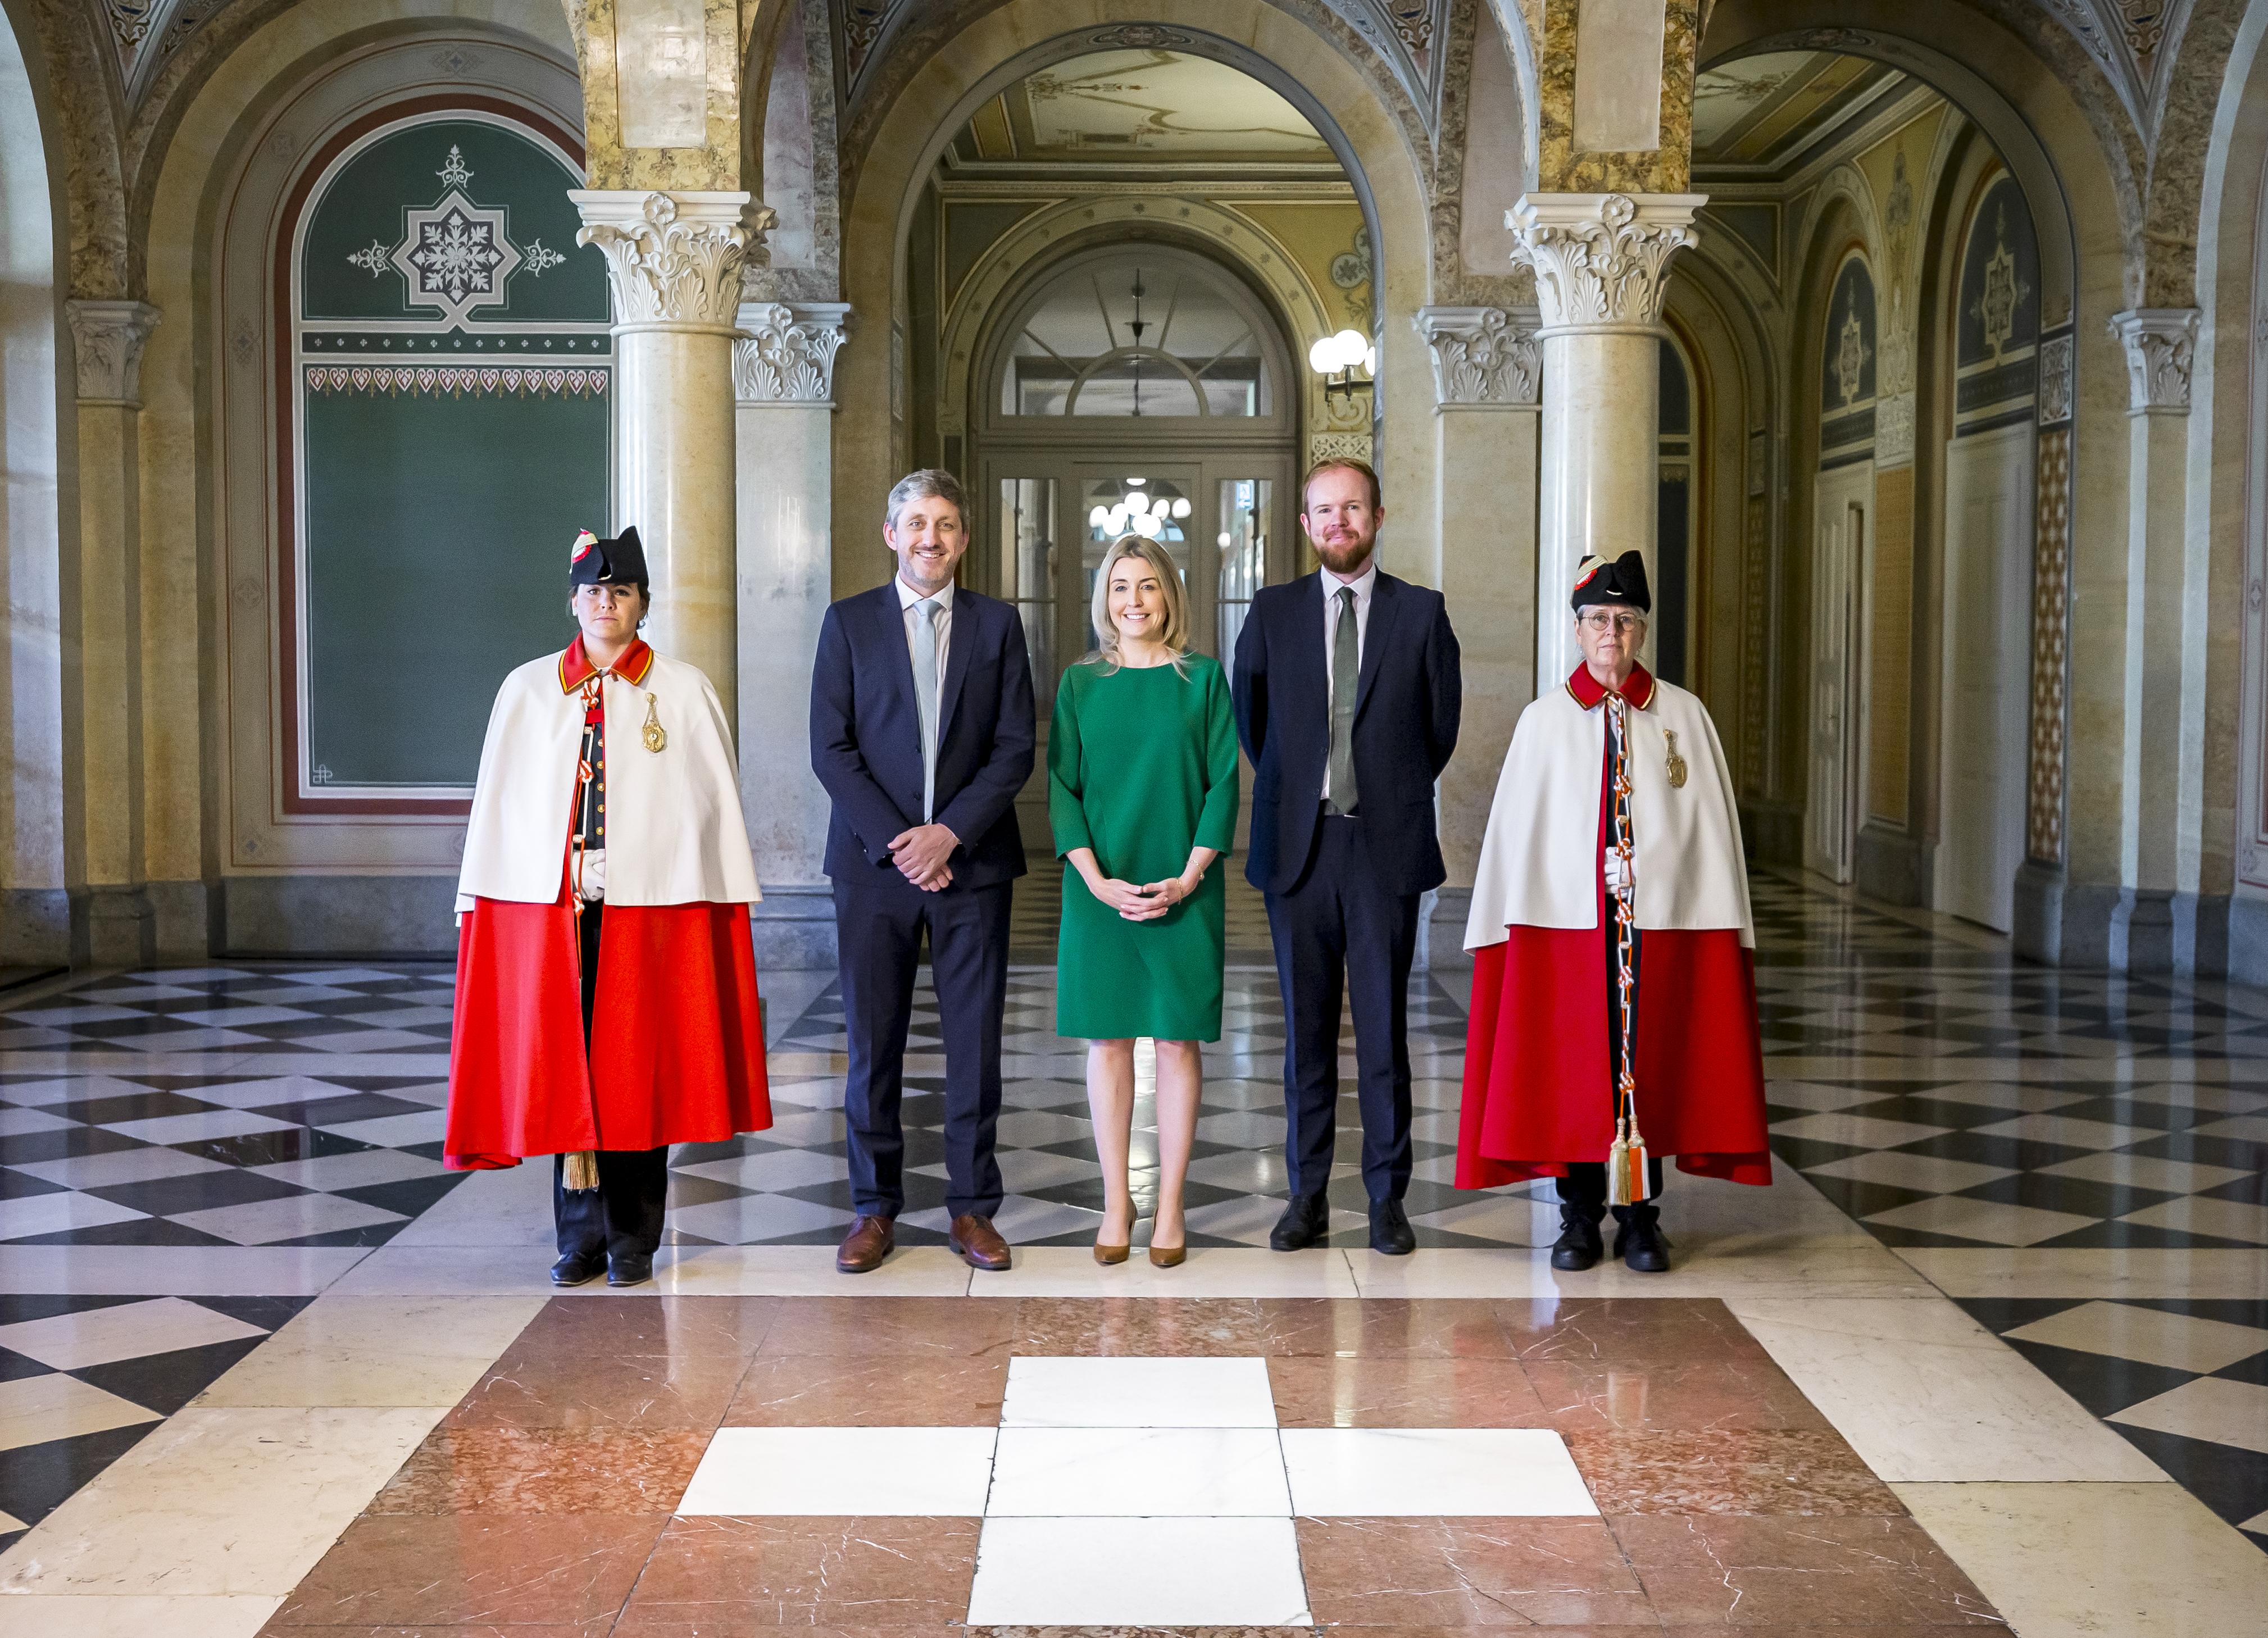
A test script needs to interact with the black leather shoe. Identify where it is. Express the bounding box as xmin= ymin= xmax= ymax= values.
xmin=1549 ymin=1203 xmax=1606 ymax=1271
xmin=1611 ymin=1204 xmax=1671 ymax=1273
xmin=1368 ymin=1198 xmax=1416 ymax=1256
xmin=606 ymin=1252 xmax=654 ymax=1287
xmin=551 ymin=1250 xmax=605 ymax=1286
xmin=1269 ymin=1193 xmax=1330 ymax=1252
